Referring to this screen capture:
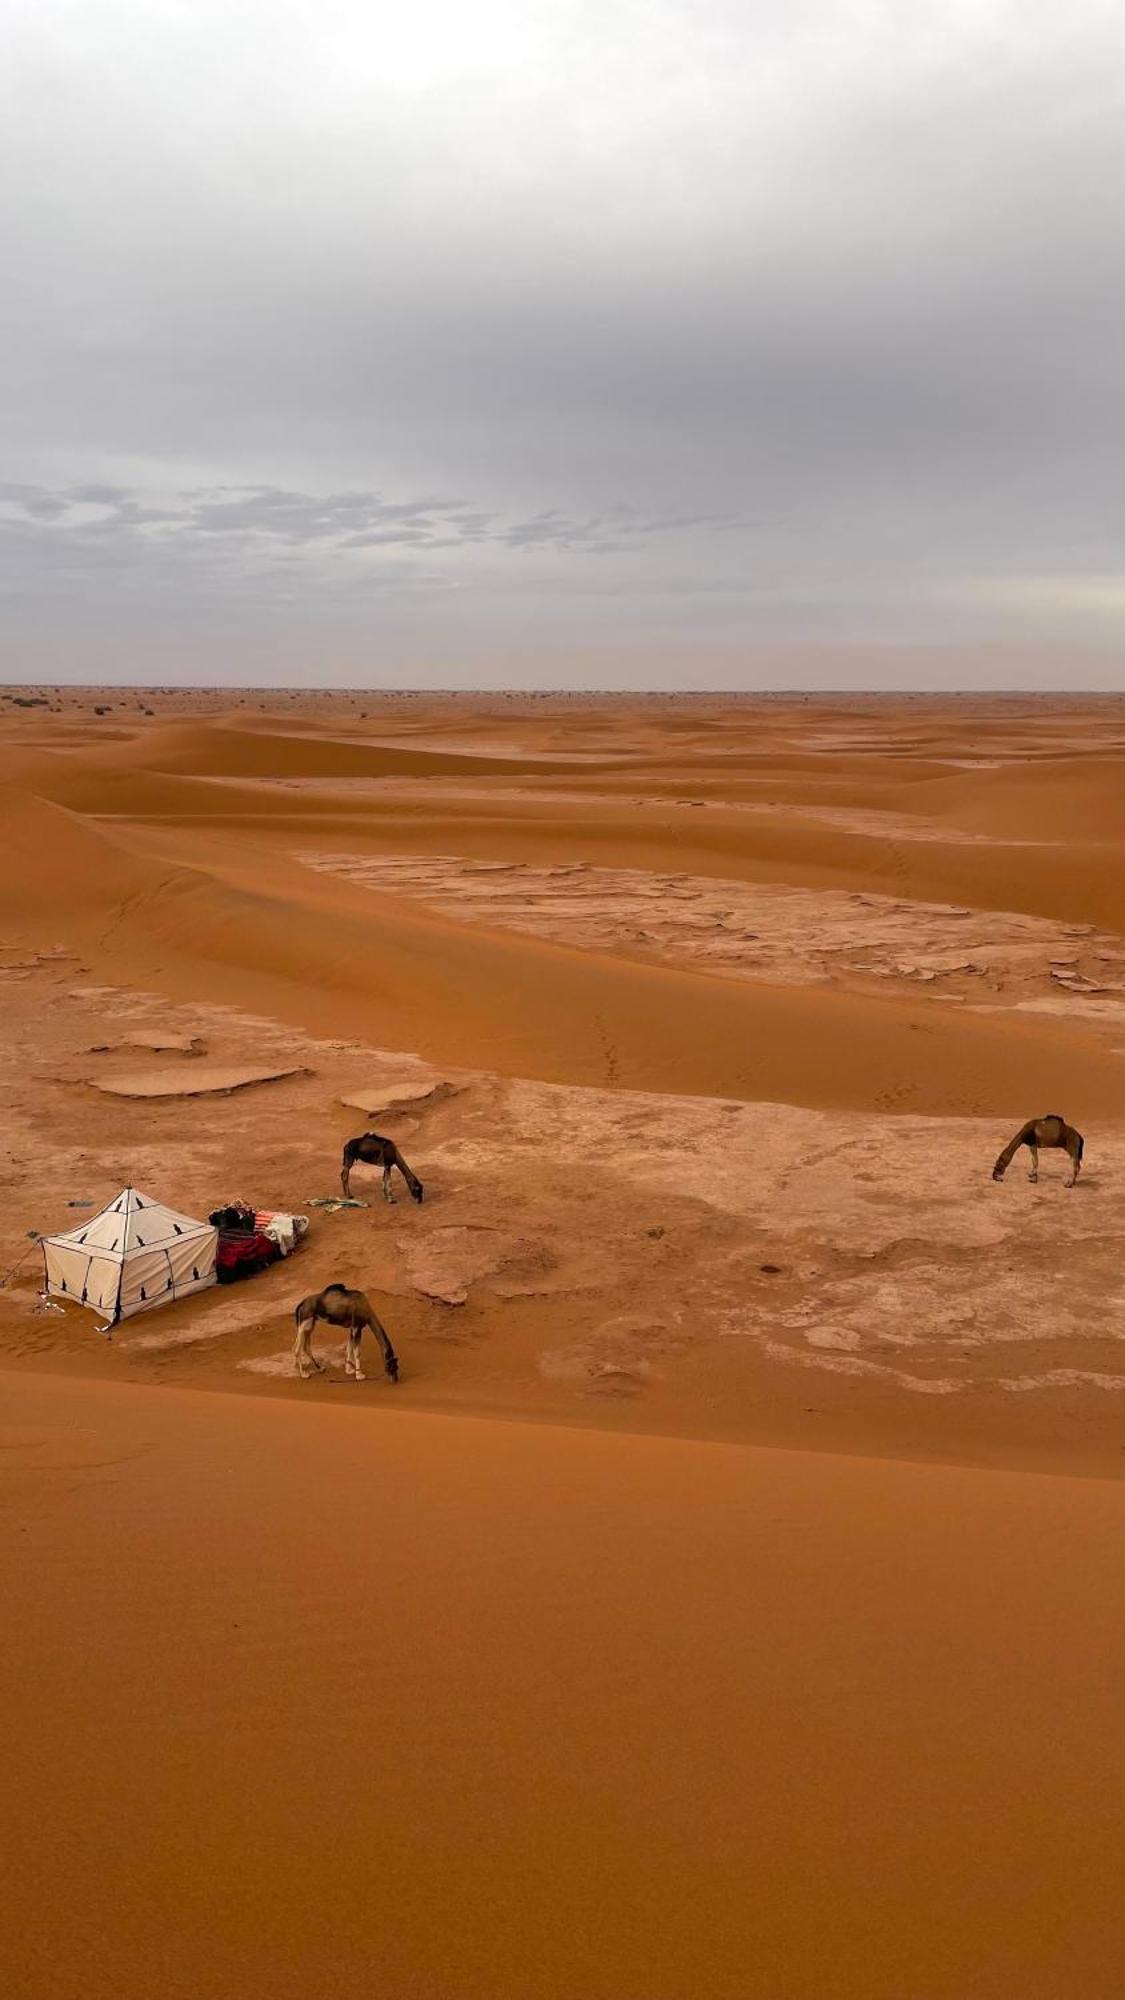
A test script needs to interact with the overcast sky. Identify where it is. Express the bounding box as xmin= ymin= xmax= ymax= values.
xmin=3 ymin=0 xmax=1125 ymax=687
